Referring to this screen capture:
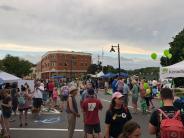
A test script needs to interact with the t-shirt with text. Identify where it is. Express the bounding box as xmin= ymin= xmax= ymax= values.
xmin=105 ymin=107 xmax=132 ymax=138
xmin=82 ymin=97 xmax=103 ymax=125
